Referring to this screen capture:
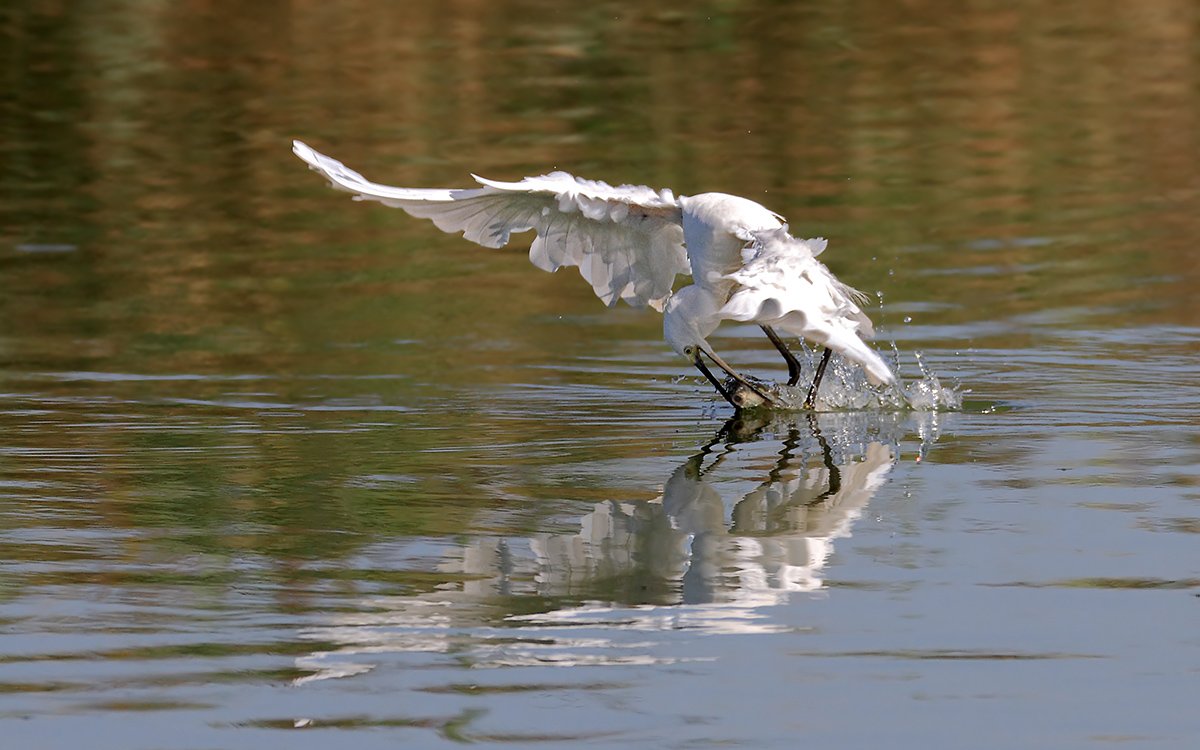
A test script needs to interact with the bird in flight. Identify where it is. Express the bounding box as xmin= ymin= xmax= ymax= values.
xmin=293 ymin=141 xmax=894 ymax=409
